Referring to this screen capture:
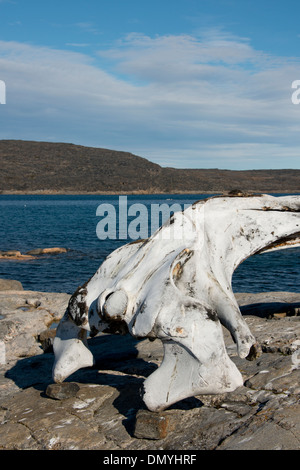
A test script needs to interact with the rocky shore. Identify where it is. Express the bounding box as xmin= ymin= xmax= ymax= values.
xmin=0 ymin=282 xmax=300 ymax=450
xmin=0 ymin=248 xmax=68 ymax=261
